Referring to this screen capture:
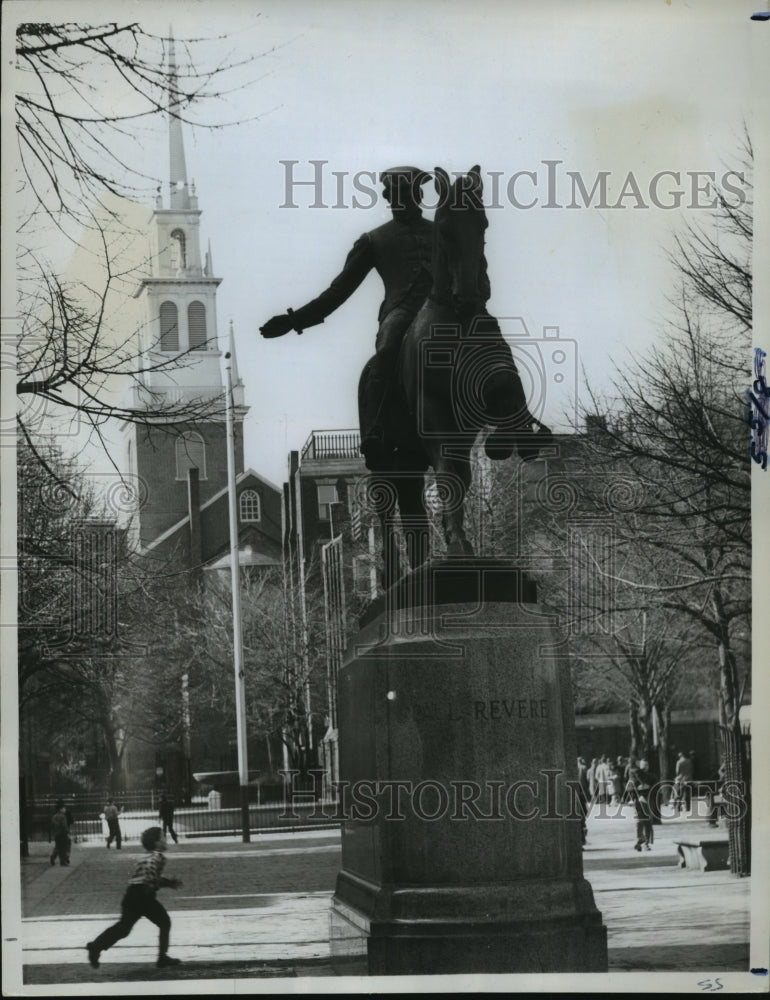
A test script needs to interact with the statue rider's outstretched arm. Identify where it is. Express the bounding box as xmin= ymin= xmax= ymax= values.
xmin=261 ymin=234 xmax=374 ymax=338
